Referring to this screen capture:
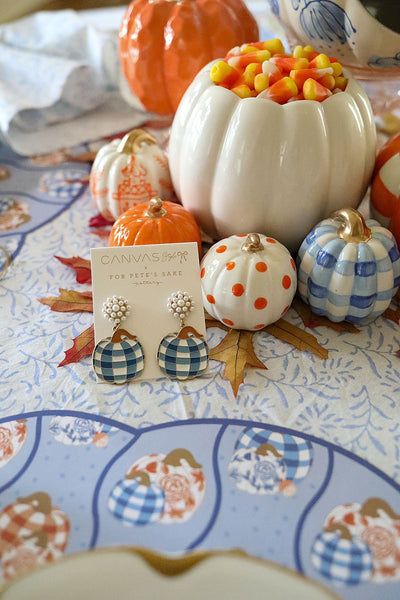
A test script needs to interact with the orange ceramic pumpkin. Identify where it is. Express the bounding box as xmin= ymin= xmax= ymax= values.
xmin=108 ymin=197 xmax=202 ymax=253
xmin=370 ymin=132 xmax=400 ymax=247
xmin=119 ymin=0 xmax=259 ymax=115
